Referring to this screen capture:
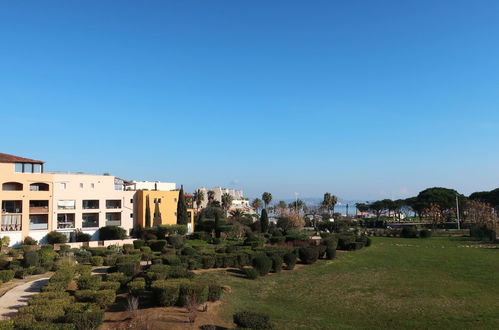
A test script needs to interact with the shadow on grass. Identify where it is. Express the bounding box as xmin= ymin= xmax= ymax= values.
xmin=225 ymin=269 xmax=248 ymax=279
